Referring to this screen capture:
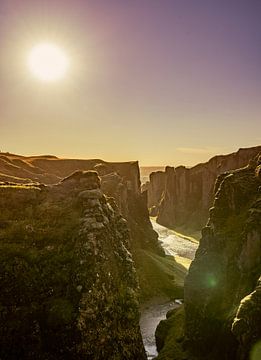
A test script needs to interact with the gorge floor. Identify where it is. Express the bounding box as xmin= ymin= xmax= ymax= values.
xmin=139 ymin=220 xmax=198 ymax=359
